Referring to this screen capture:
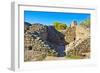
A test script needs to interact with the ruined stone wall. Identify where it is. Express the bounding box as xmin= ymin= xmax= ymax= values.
xmin=76 ymin=25 xmax=90 ymax=40
xmin=65 ymin=27 xmax=76 ymax=44
xmin=24 ymin=23 xmax=57 ymax=61
xmin=65 ymin=25 xmax=90 ymax=59
xmin=24 ymin=33 xmax=50 ymax=61
xmin=28 ymin=23 xmax=48 ymax=40
xmin=24 ymin=24 xmax=48 ymax=61
xmin=67 ymin=38 xmax=90 ymax=58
